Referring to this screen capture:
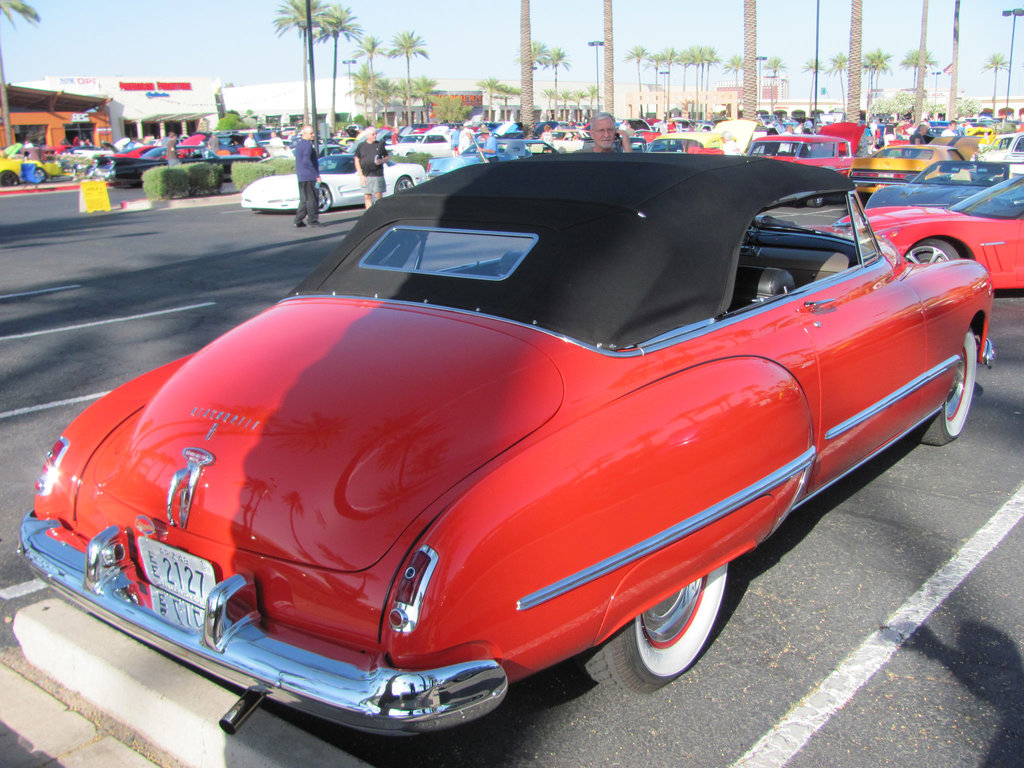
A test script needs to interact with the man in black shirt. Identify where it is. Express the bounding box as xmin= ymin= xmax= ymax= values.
xmin=355 ymin=128 xmax=388 ymax=208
